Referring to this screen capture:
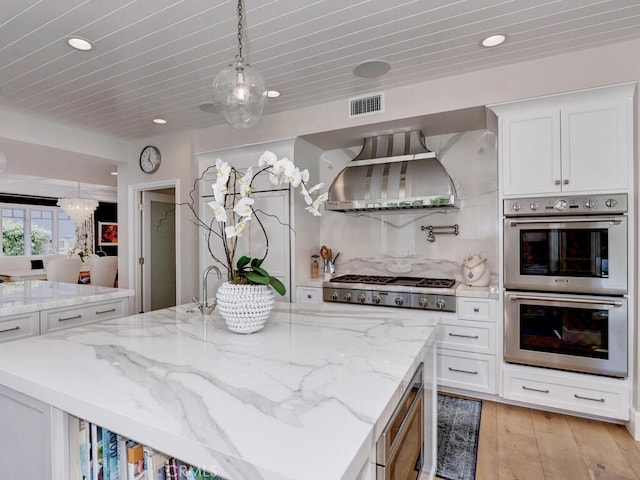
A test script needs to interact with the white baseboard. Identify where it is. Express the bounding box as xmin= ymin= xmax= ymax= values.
xmin=627 ymin=406 xmax=640 ymax=440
